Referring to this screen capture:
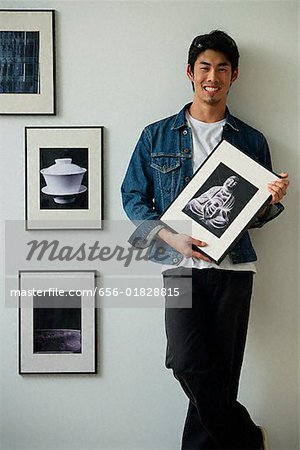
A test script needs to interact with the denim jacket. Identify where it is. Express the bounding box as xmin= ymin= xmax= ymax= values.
xmin=121 ymin=103 xmax=284 ymax=265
